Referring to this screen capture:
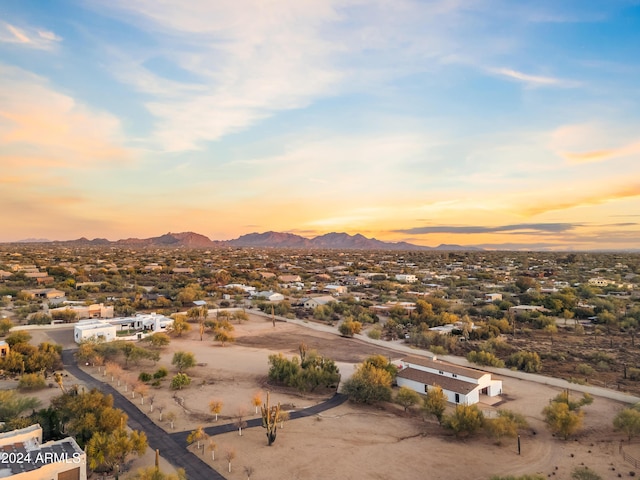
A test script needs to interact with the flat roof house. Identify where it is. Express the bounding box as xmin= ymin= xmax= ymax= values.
xmin=396 ymin=356 xmax=502 ymax=405
xmin=73 ymin=320 xmax=117 ymax=344
xmin=0 ymin=424 xmax=87 ymax=480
